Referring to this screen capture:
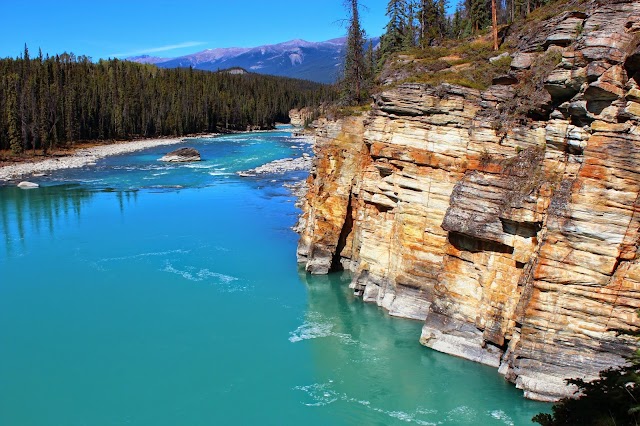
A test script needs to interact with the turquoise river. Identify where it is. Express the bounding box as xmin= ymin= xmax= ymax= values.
xmin=0 ymin=128 xmax=549 ymax=425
